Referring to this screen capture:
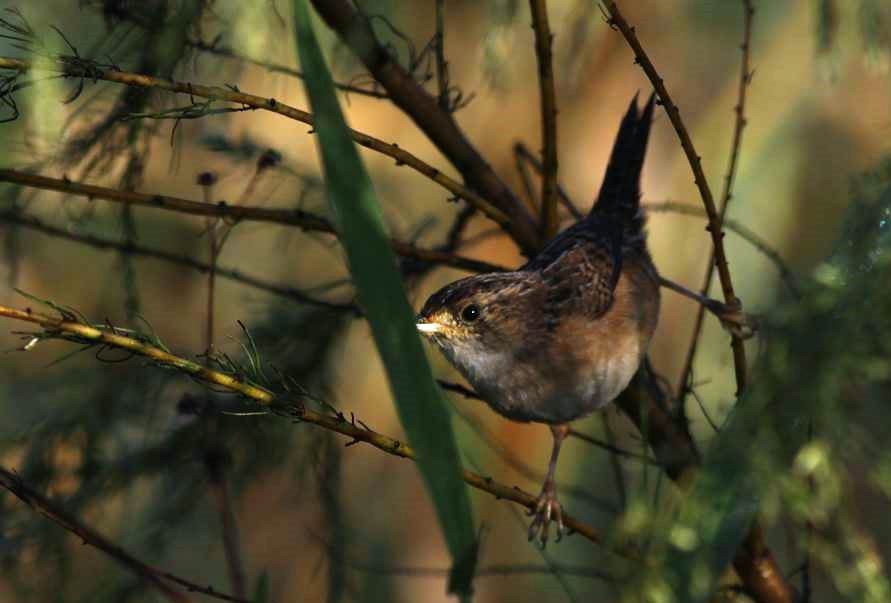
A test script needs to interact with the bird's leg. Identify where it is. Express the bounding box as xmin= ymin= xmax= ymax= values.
xmin=528 ymin=423 xmax=569 ymax=546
